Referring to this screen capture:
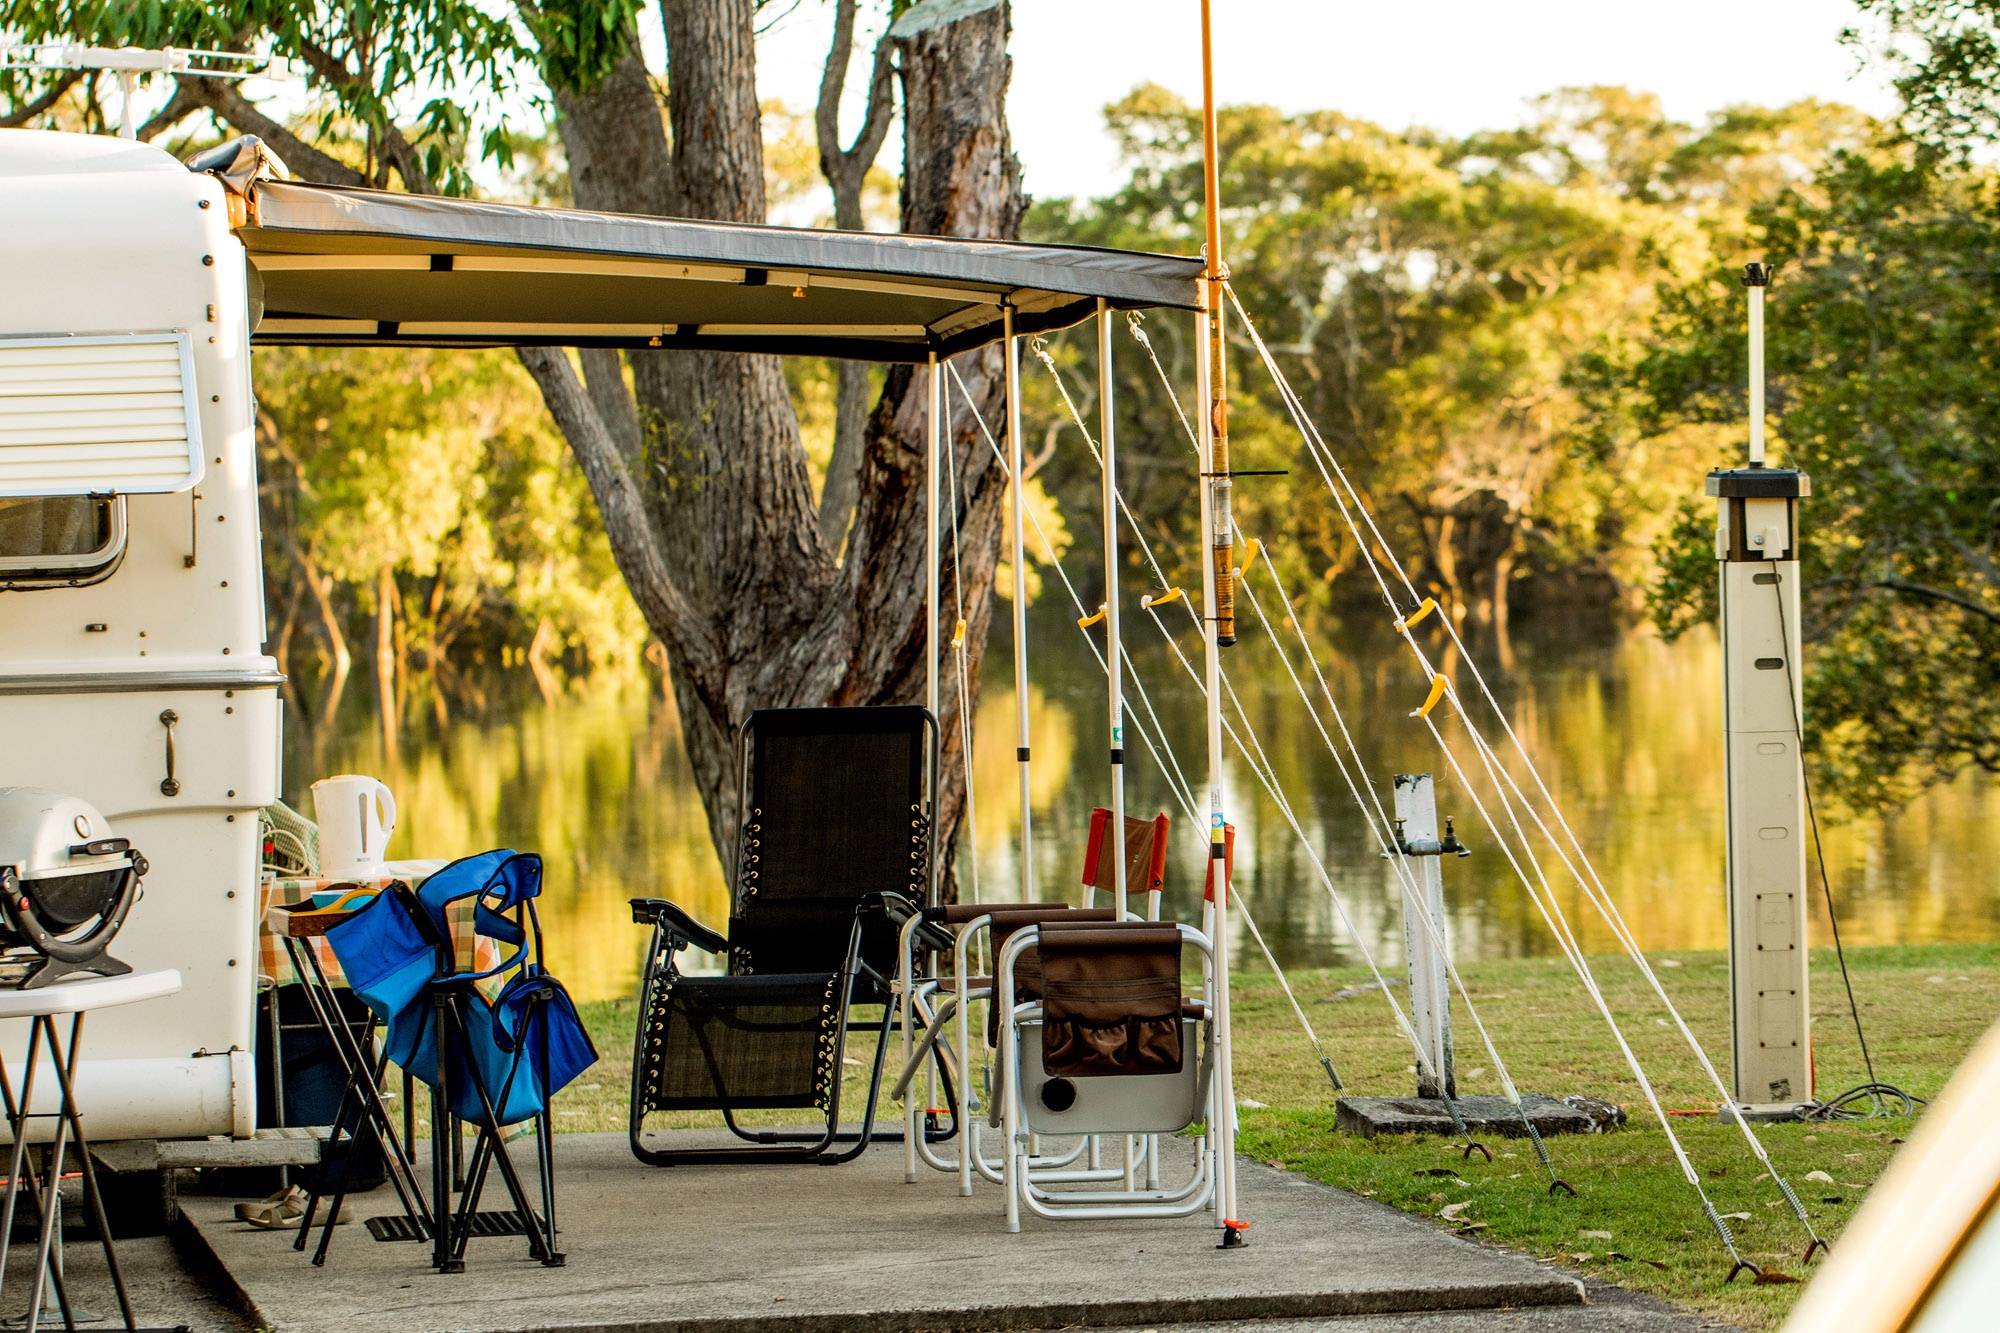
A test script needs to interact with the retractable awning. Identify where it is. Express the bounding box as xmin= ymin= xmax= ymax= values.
xmin=234 ymin=179 xmax=1205 ymax=363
